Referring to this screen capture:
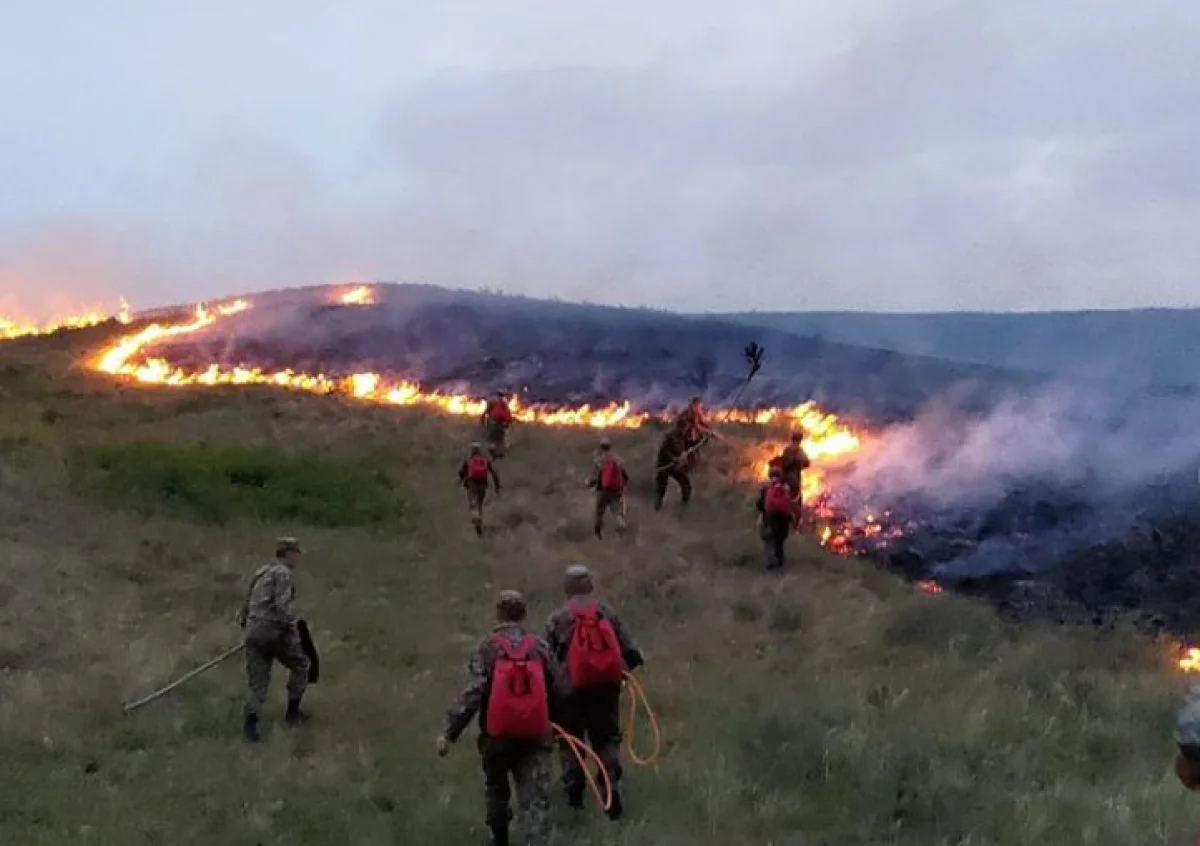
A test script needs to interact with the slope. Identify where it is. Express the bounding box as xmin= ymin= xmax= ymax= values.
xmin=721 ymin=309 xmax=1200 ymax=392
xmin=0 ymin=327 xmax=1194 ymax=846
xmin=142 ymin=283 xmax=1046 ymax=422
